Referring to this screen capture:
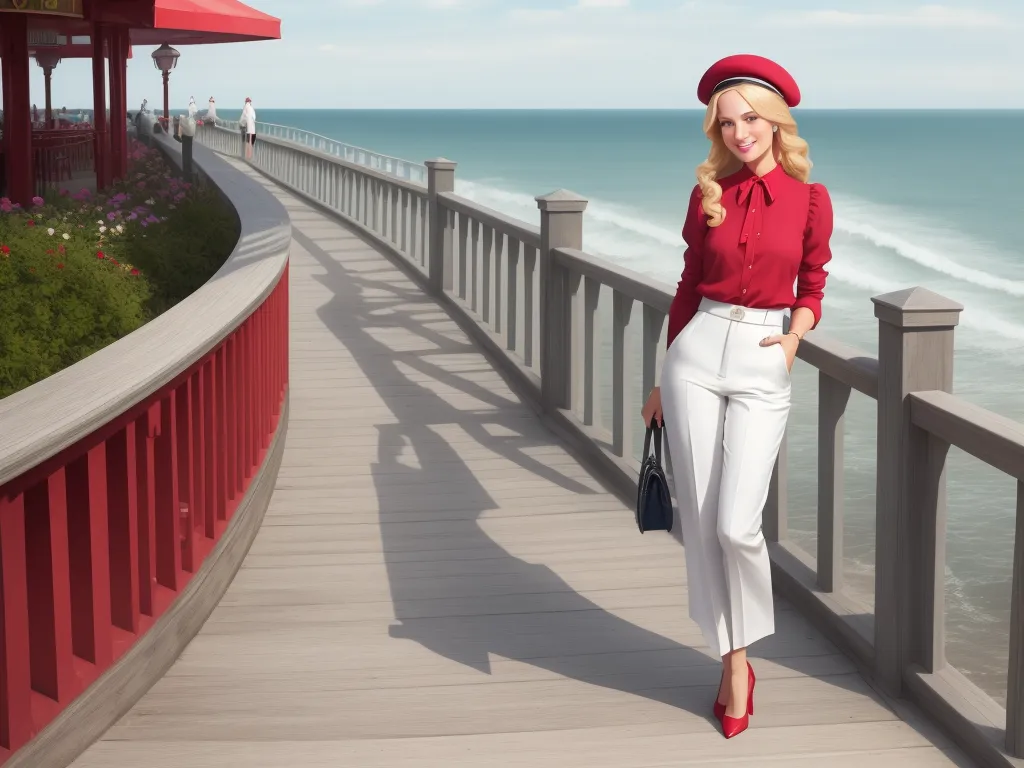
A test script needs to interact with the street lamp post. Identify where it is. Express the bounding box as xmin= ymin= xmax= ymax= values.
xmin=150 ymin=43 xmax=180 ymax=123
xmin=34 ymin=51 xmax=62 ymax=126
